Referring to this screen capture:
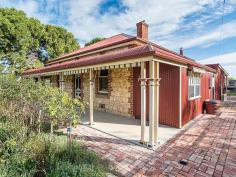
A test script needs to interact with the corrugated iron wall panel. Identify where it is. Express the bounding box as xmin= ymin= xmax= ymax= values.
xmin=159 ymin=63 xmax=180 ymax=128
